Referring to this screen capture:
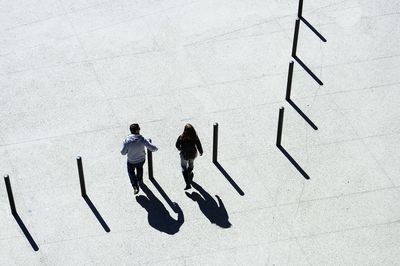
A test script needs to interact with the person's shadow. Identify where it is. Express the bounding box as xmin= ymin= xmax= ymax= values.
xmin=185 ymin=181 xmax=231 ymax=228
xmin=136 ymin=183 xmax=184 ymax=235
